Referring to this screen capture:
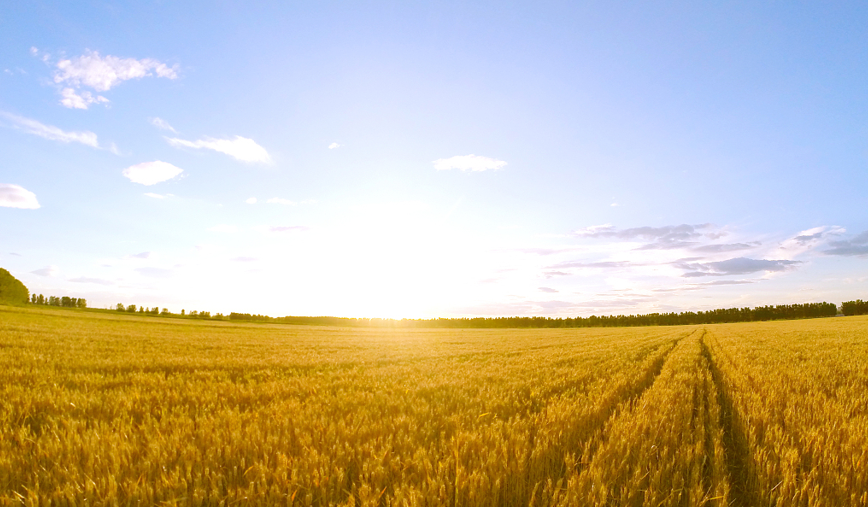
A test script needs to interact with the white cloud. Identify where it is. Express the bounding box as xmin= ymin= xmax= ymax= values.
xmin=144 ymin=192 xmax=173 ymax=199
xmin=208 ymin=225 xmax=238 ymax=233
xmin=60 ymin=87 xmax=109 ymax=110
xmin=245 ymin=197 xmax=257 ymax=204
xmin=433 ymin=154 xmax=506 ymax=172
xmin=772 ymin=226 xmax=846 ymax=260
xmin=0 ymin=112 xmax=100 ymax=148
xmin=328 ymin=142 xmax=340 ymax=149
xmin=122 ymin=161 xmax=183 ymax=186
xmin=54 ymin=50 xmax=178 ymax=92
xmin=31 ymin=265 xmax=59 ymax=277
xmin=149 ymin=117 xmax=177 ymax=133
xmin=0 ymin=184 xmax=40 ymax=209
xmin=167 ymin=136 xmax=271 ymax=163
